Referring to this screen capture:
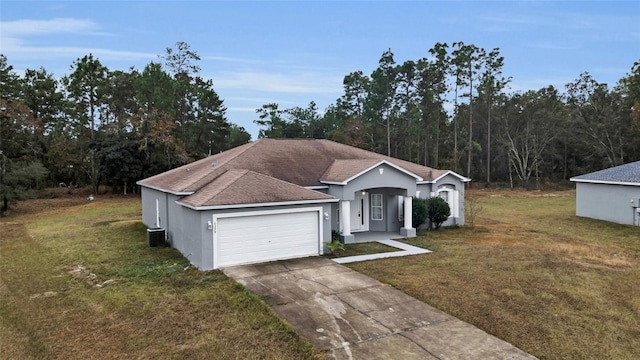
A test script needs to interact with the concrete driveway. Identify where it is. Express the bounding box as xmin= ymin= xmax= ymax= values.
xmin=223 ymin=257 xmax=537 ymax=360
